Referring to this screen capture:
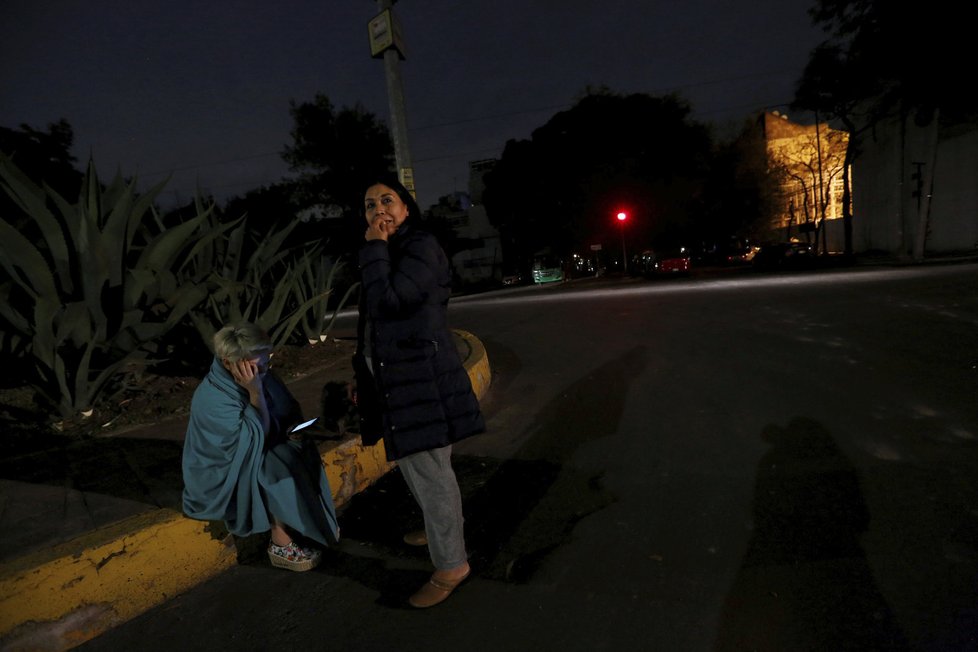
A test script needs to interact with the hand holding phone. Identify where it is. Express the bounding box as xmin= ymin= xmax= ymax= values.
xmin=288 ymin=417 xmax=318 ymax=434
